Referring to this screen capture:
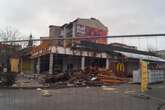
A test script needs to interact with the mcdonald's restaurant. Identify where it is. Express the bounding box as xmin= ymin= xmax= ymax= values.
xmin=4 ymin=37 xmax=164 ymax=85
xmin=25 ymin=41 xmax=165 ymax=83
